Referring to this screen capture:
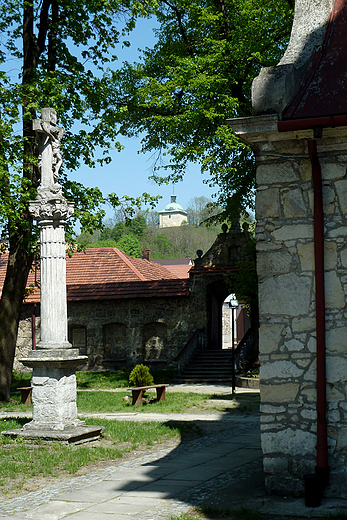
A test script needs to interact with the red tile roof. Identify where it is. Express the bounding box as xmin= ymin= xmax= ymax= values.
xmin=151 ymin=258 xmax=192 ymax=279
xmin=0 ymin=248 xmax=190 ymax=303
